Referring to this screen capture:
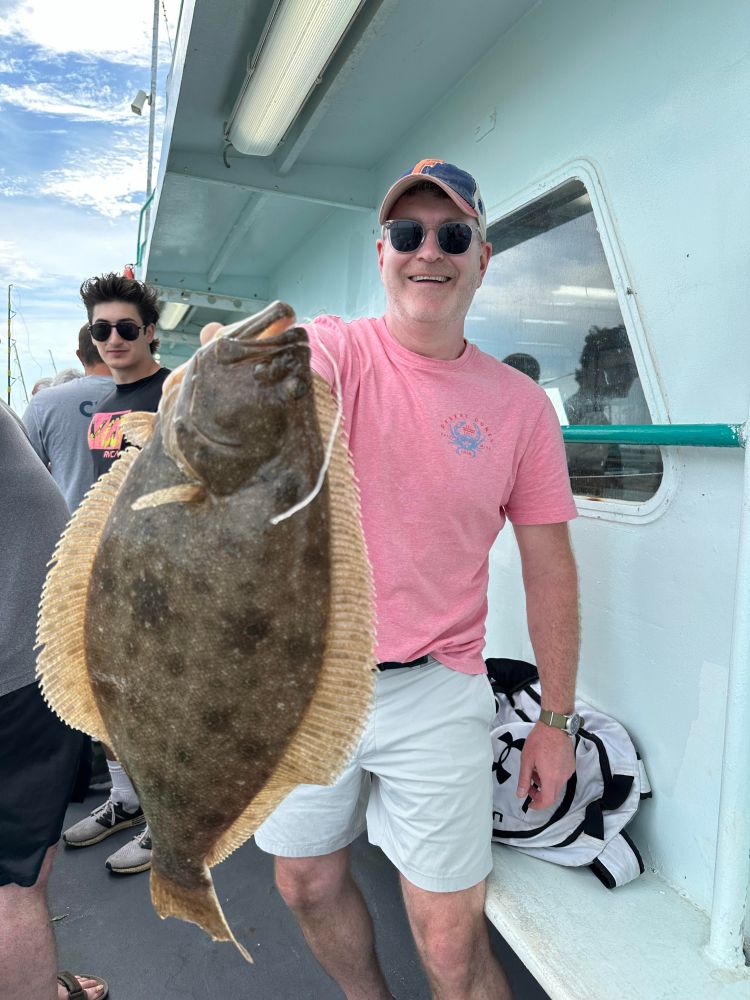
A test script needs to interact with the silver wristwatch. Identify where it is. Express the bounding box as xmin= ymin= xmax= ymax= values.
xmin=538 ymin=708 xmax=581 ymax=737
